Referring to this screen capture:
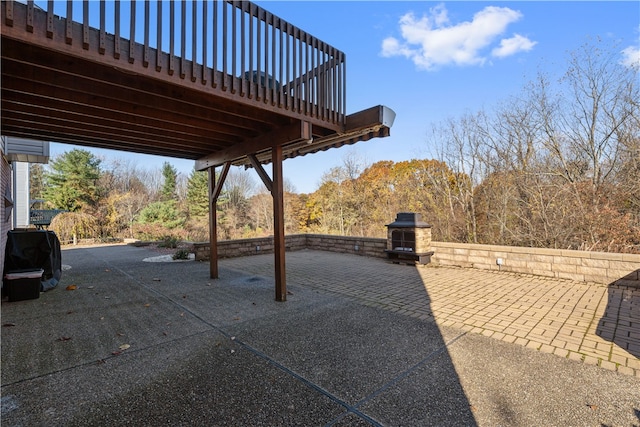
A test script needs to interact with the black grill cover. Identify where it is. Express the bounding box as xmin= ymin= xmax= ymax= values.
xmin=3 ymin=230 xmax=62 ymax=292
